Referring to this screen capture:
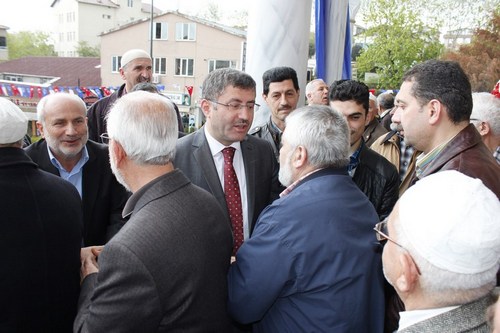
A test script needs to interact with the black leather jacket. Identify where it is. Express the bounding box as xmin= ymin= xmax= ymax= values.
xmin=249 ymin=117 xmax=281 ymax=161
xmin=352 ymin=143 xmax=400 ymax=220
